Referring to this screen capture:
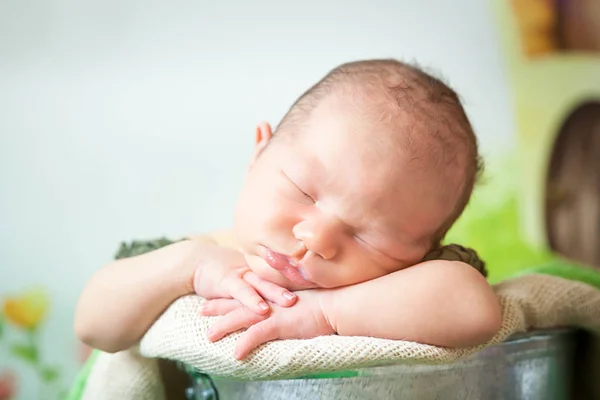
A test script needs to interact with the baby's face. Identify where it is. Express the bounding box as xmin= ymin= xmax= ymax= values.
xmin=234 ymin=101 xmax=455 ymax=290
